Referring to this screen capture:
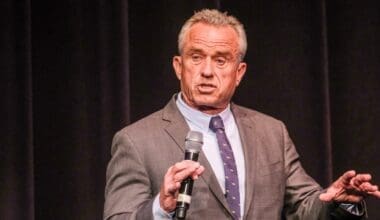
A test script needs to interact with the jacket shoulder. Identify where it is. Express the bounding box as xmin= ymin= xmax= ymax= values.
xmin=116 ymin=109 xmax=165 ymax=138
xmin=232 ymin=104 xmax=285 ymax=127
